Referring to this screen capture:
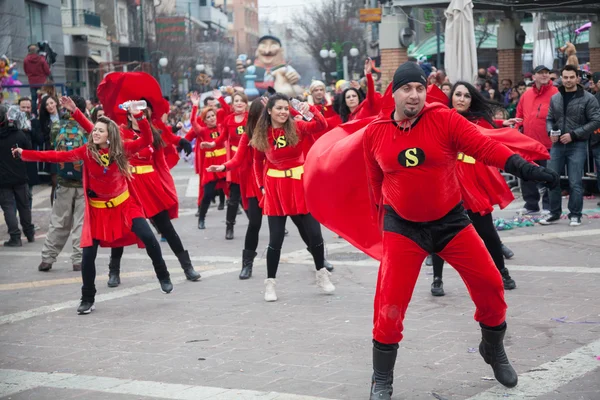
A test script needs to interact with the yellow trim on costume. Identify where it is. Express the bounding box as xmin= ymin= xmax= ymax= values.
xmin=231 ymin=145 xmax=238 ymax=152
xmin=205 ymin=148 xmax=227 ymax=158
xmin=130 ymin=165 xmax=154 ymax=174
xmin=457 ymin=153 xmax=476 ymax=164
xmin=89 ymin=190 xmax=130 ymax=209
xmin=266 ymin=165 xmax=304 ymax=180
